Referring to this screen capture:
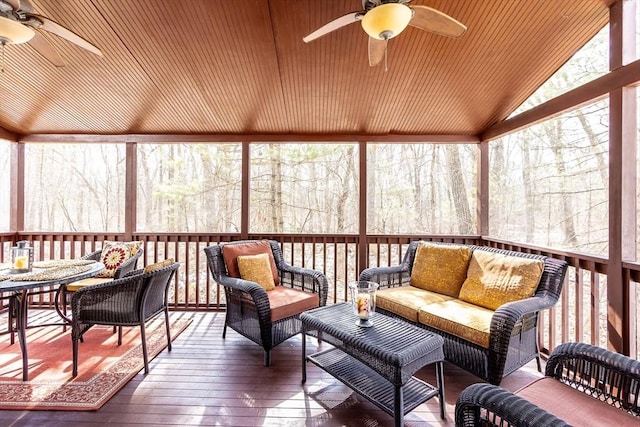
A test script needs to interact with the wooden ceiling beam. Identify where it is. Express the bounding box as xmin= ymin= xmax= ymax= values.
xmin=20 ymin=133 xmax=480 ymax=144
xmin=0 ymin=127 xmax=17 ymax=141
xmin=481 ymin=57 xmax=640 ymax=141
